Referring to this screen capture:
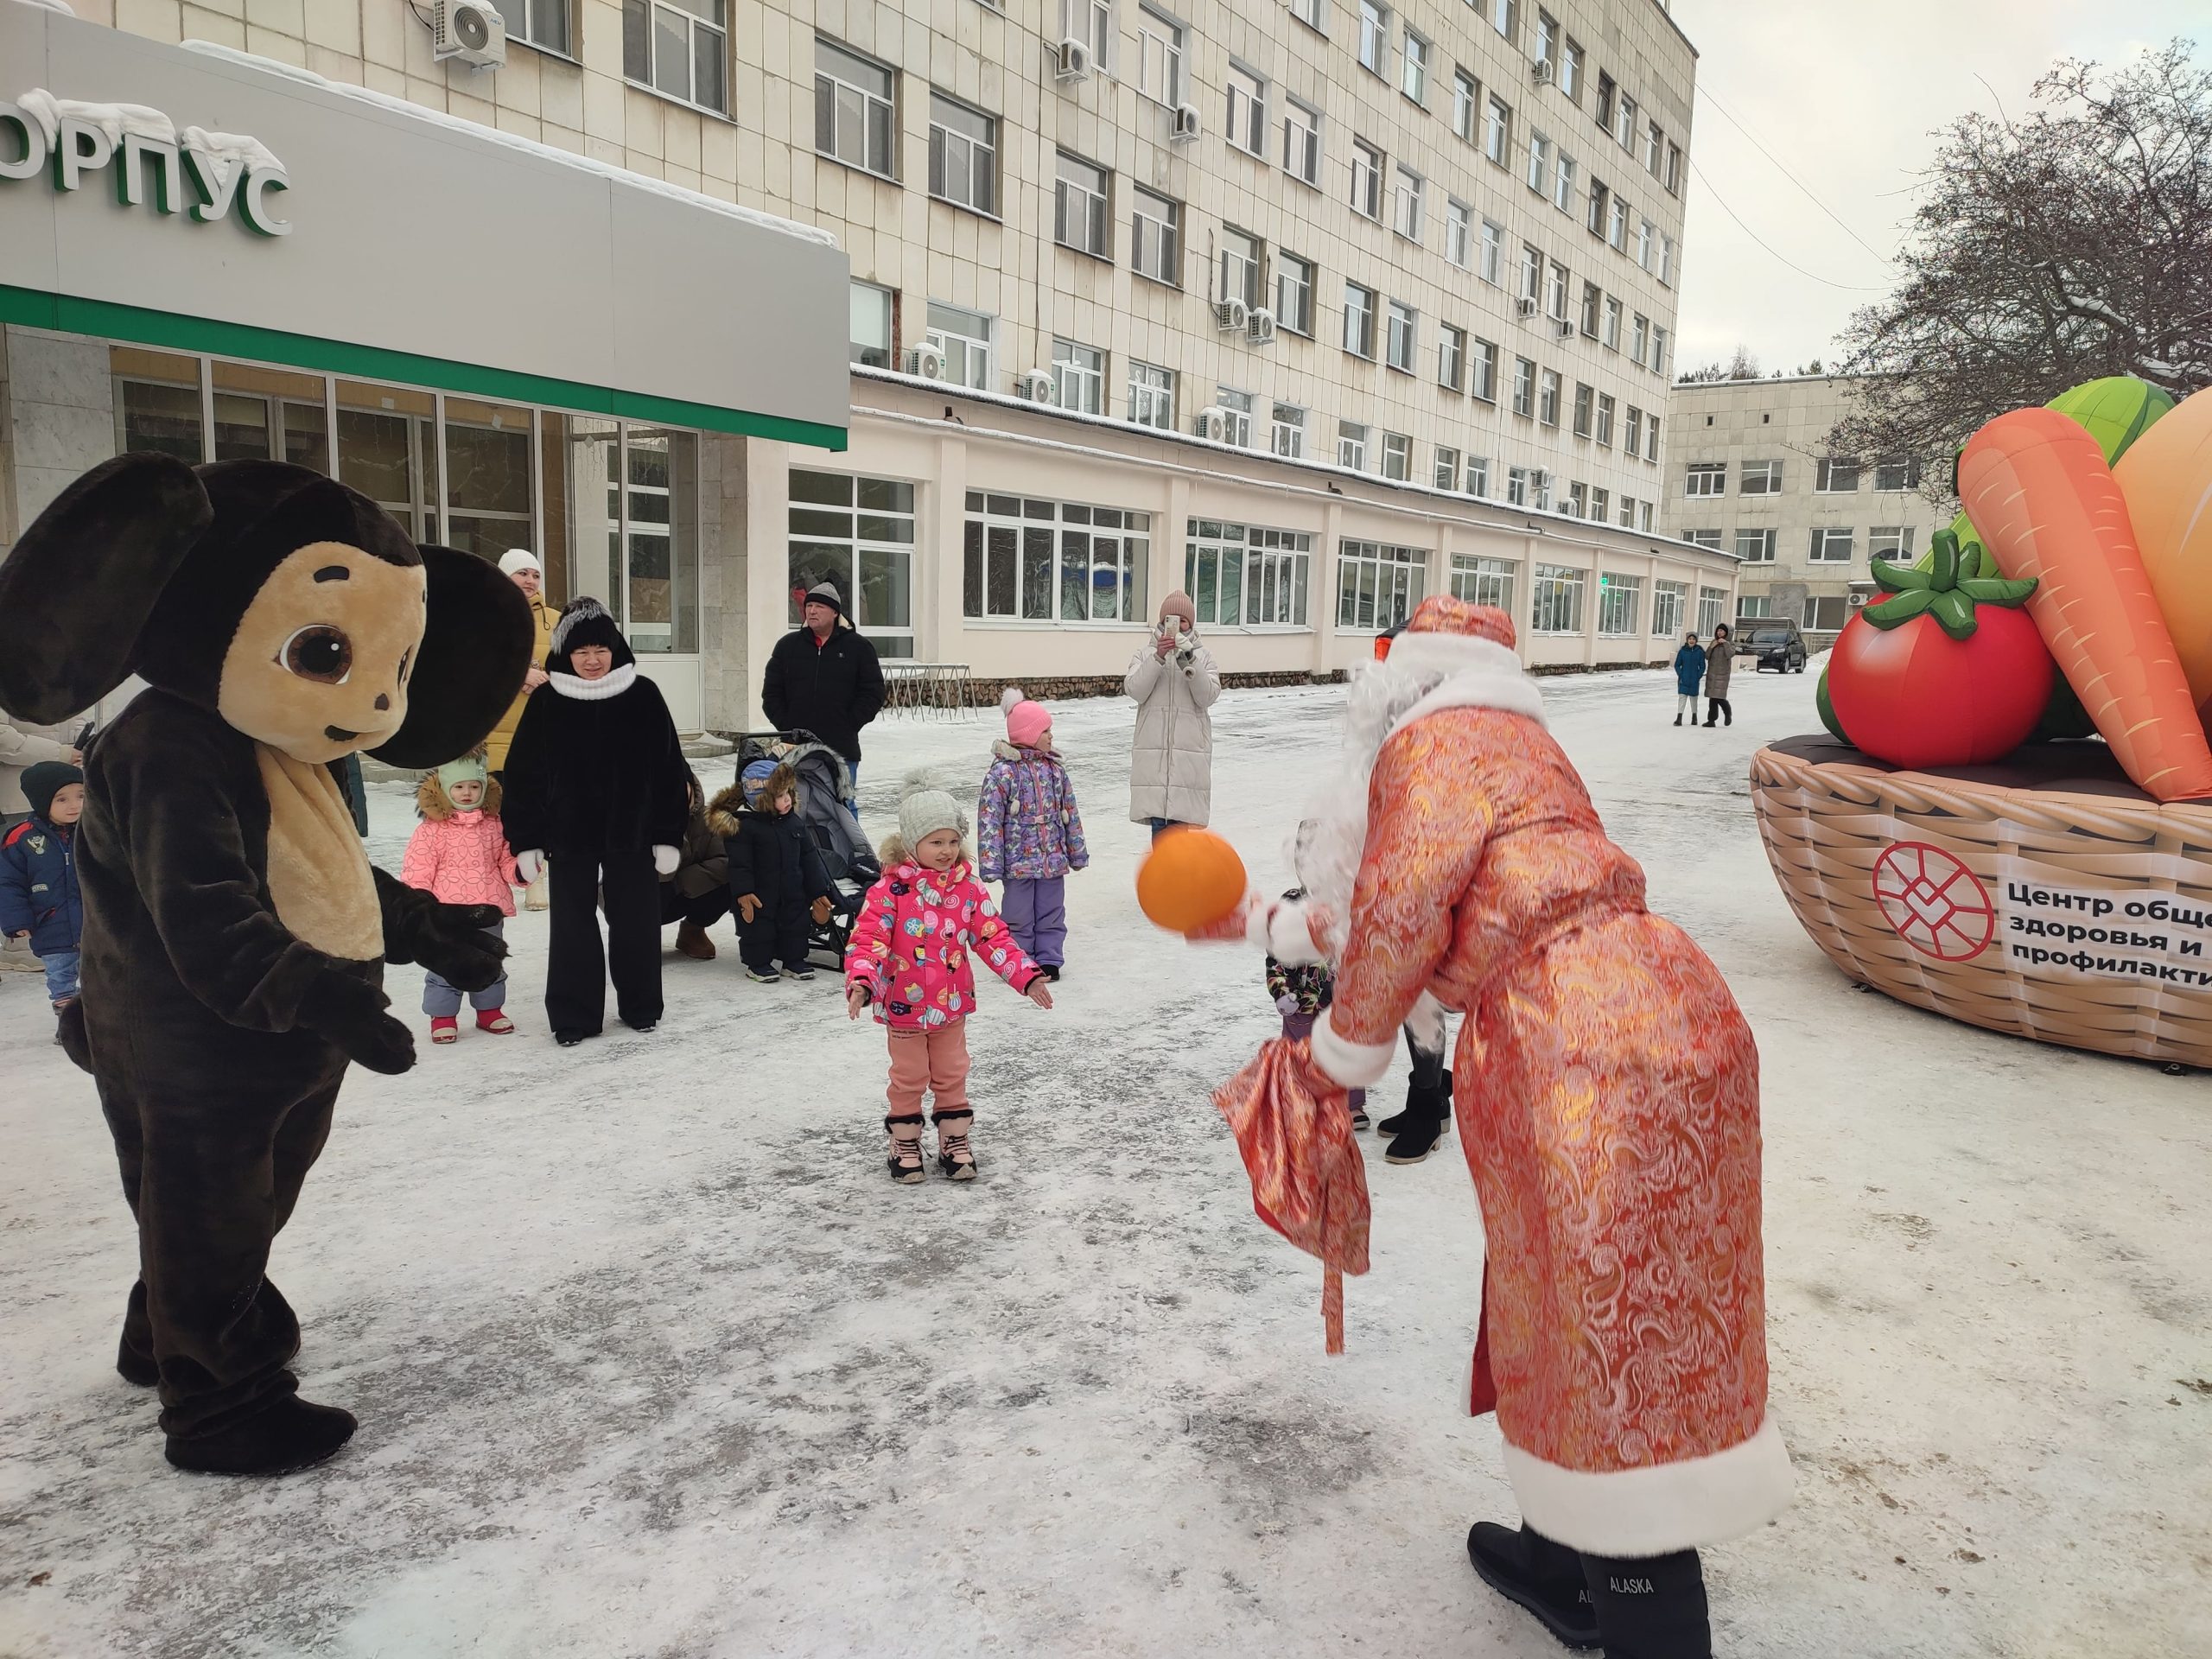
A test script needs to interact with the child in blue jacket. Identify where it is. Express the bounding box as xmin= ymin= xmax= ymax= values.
xmin=1673 ymin=632 xmax=1707 ymax=727
xmin=1 ymin=760 xmax=86 ymax=1018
